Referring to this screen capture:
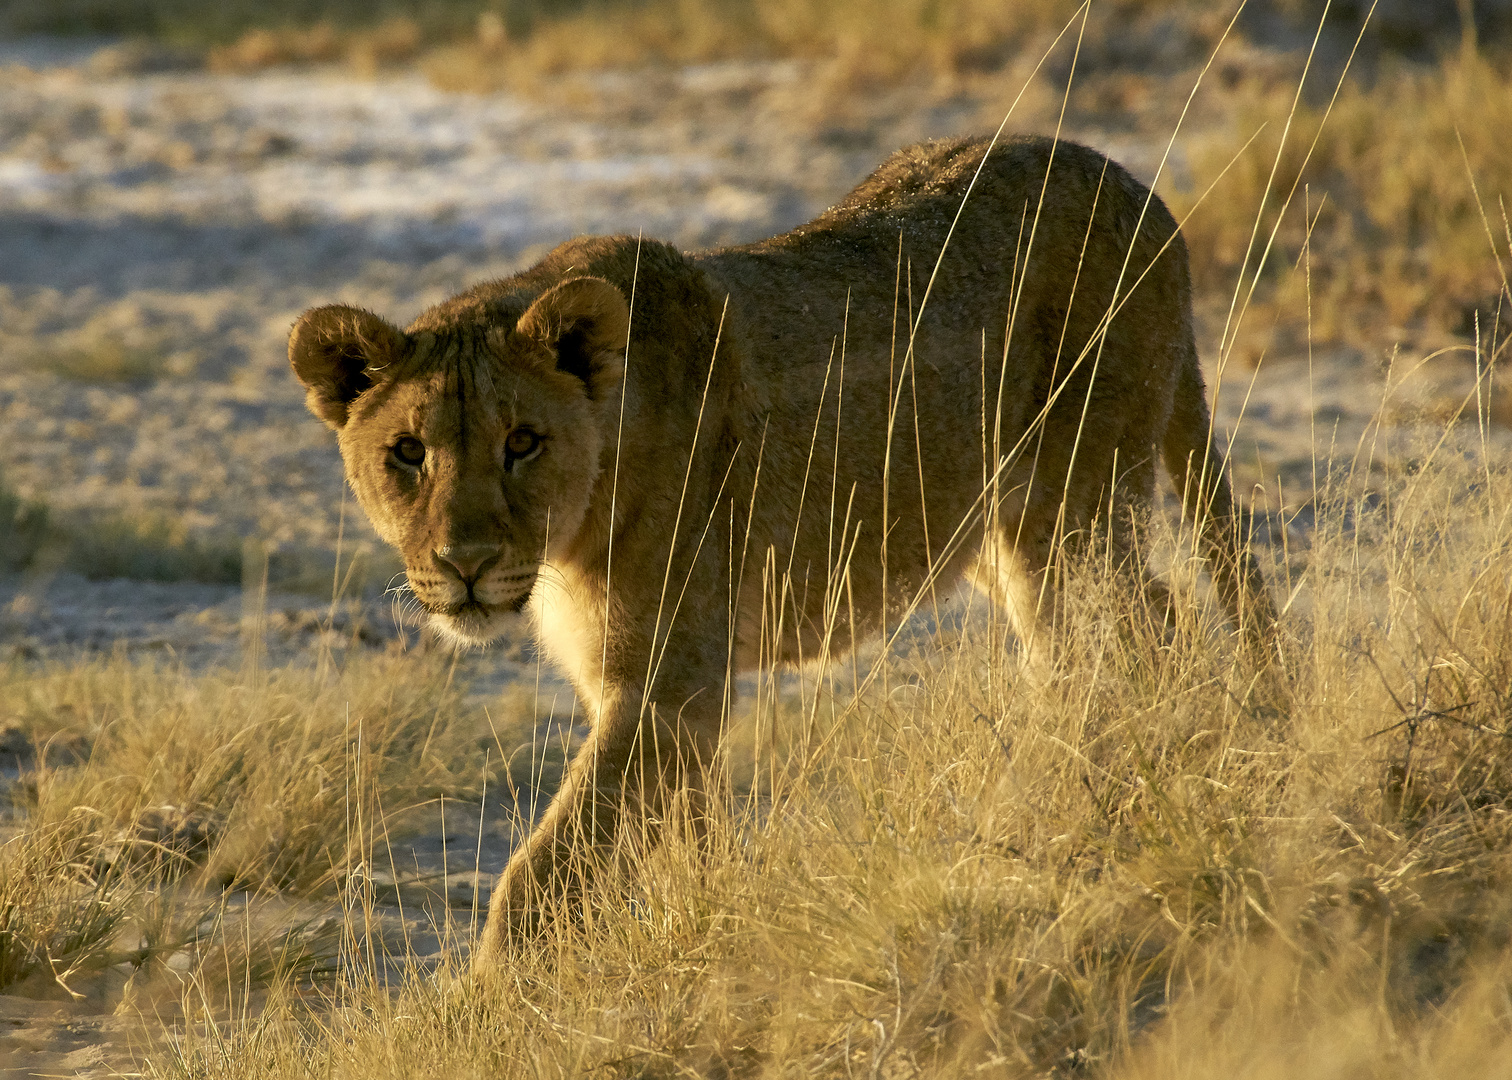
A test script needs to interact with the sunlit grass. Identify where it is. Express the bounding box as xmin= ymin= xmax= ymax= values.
xmin=2 ymin=2 xmax=1511 ymax=1075
xmin=0 ymin=824 xmax=131 ymax=993
xmin=0 ymin=641 xmax=563 ymax=1027
xmin=105 ymin=420 xmax=1512 ymax=1077
xmin=0 ymin=466 xmax=405 ymax=590
xmin=1170 ymin=47 xmax=1512 ymax=350
xmin=4 ymin=650 xmax=497 ymax=893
